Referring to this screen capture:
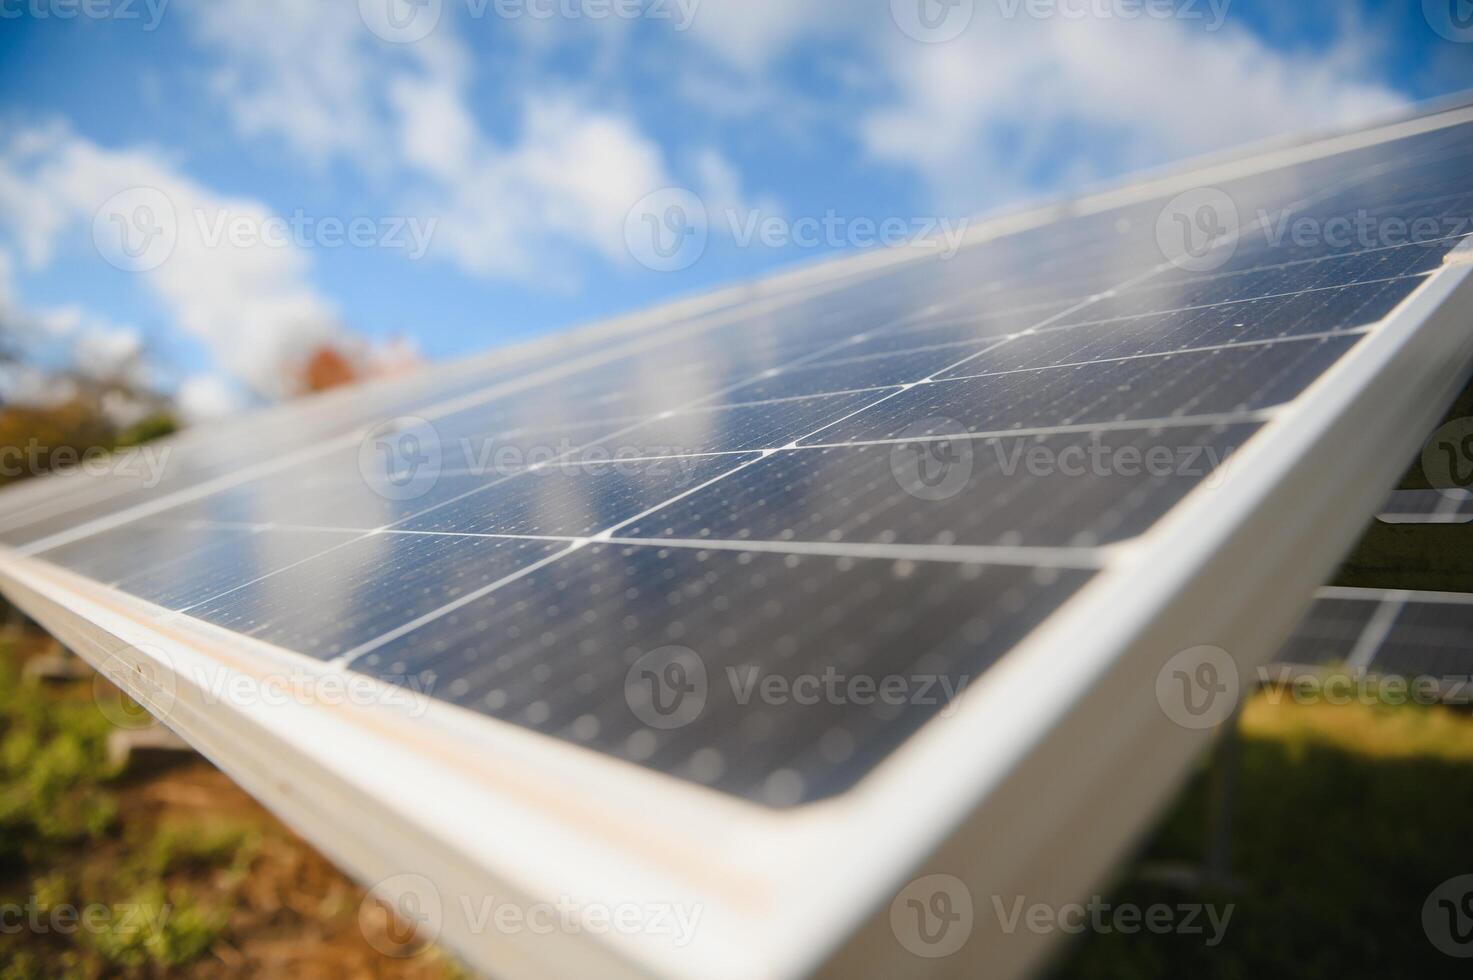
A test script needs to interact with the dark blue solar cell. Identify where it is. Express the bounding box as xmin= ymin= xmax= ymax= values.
xmin=1274 ymin=594 xmax=1473 ymax=684
xmin=620 ymin=424 xmax=1259 ymax=548
xmin=186 ymin=533 xmax=565 ymax=660
xmin=350 ymin=542 xmax=1093 ymax=805
xmin=1374 ymin=601 xmax=1473 ymax=680
xmin=396 ymin=452 xmax=758 ymax=536
xmin=576 ymin=389 xmax=893 ymax=456
xmin=1271 ymin=598 xmax=1381 ymax=668
xmin=807 ymin=335 xmax=1362 ymax=444
xmin=116 ymin=526 xmax=364 ymax=611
